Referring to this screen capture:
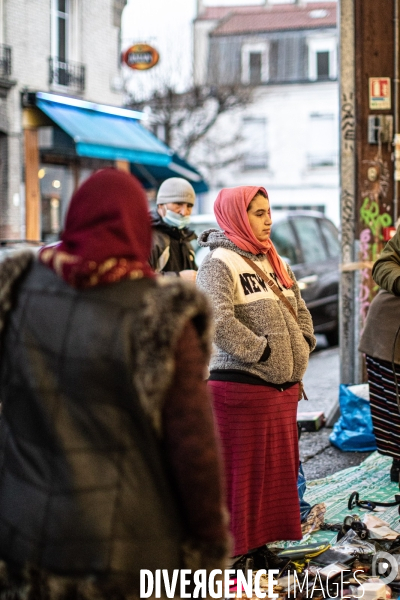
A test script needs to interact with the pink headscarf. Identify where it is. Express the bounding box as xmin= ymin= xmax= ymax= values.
xmin=214 ymin=186 xmax=293 ymax=289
